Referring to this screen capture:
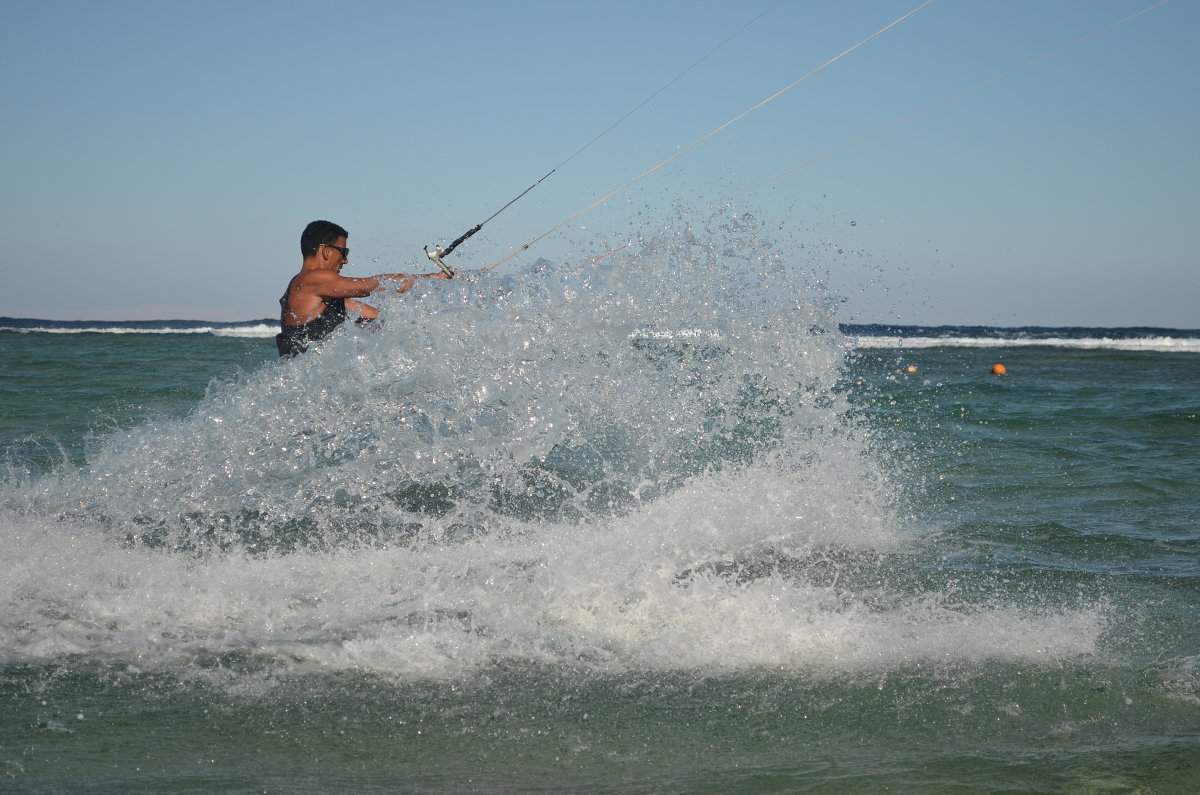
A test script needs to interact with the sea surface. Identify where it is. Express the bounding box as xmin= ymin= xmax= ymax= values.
xmin=2 ymin=229 xmax=1198 ymax=791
